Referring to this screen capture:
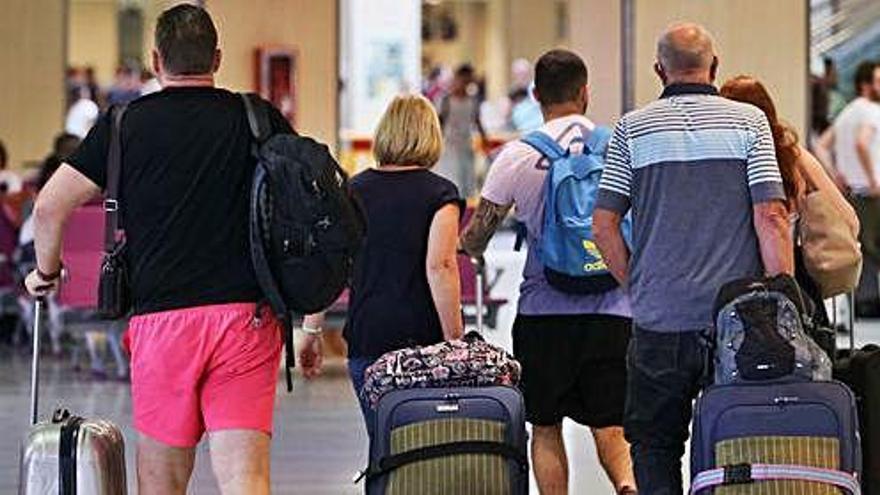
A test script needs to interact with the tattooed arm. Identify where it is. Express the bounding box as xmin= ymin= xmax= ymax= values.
xmin=460 ymin=198 xmax=513 ymax=258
